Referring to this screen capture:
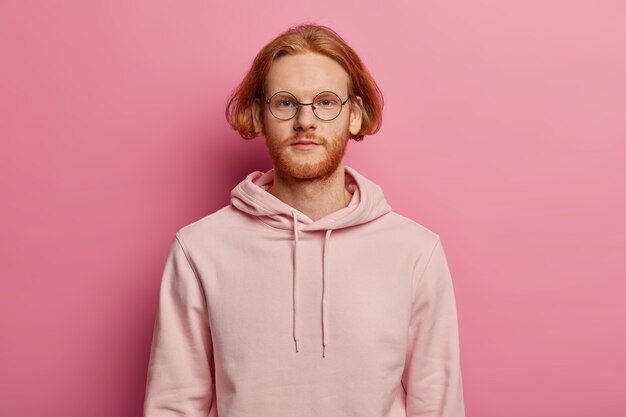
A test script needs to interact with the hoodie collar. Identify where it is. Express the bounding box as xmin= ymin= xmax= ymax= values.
xmin=230 ymin=165 xmax=392 ymax=357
